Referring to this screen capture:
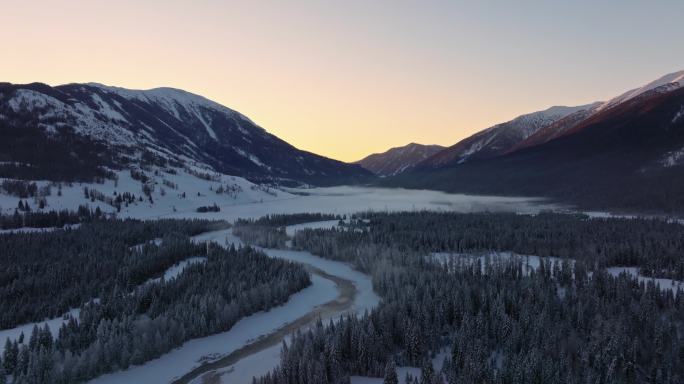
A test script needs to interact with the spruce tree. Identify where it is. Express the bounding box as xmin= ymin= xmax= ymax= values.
xmin=420 ymin=360 xmax=434 ymax=384
xmin=383 ymin=360 xmax=398 ymax=384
